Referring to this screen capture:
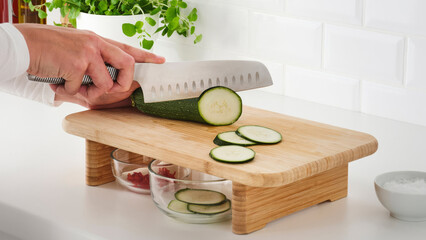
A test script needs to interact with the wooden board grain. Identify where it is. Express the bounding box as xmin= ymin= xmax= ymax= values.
xmin=63 ymin=106 xmax=377 ymax=187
